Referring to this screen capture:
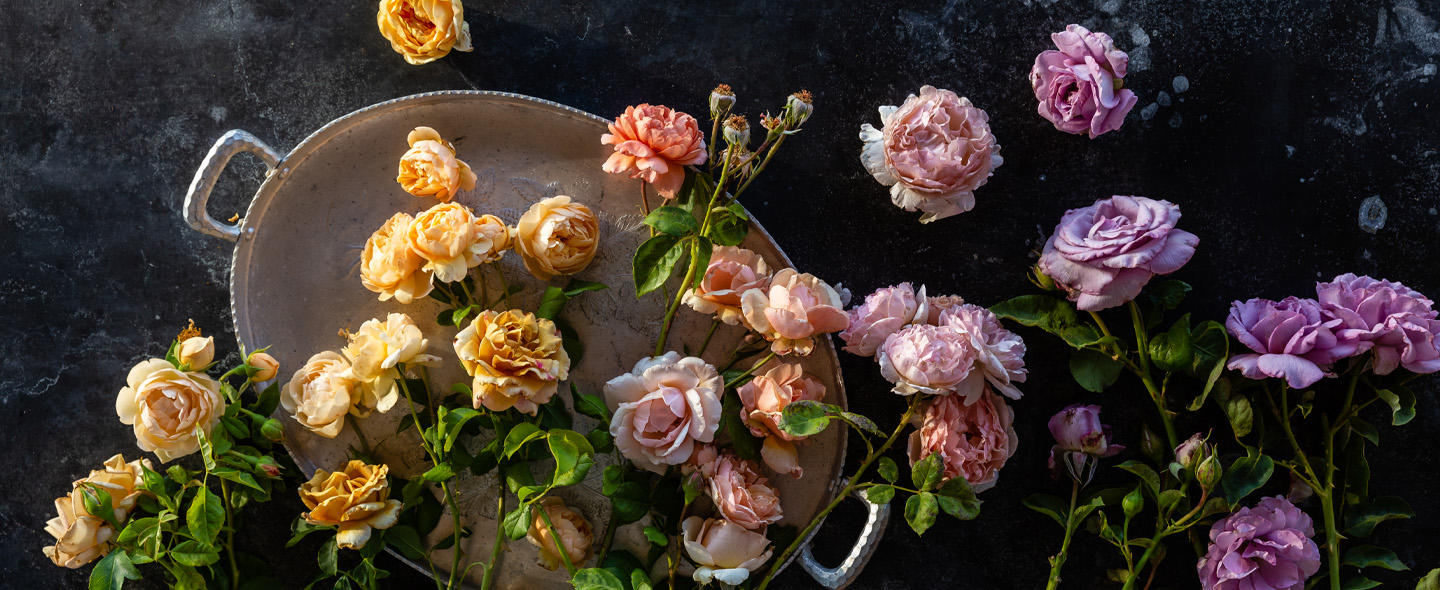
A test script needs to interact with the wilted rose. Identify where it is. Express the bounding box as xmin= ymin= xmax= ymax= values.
xmin=681 ymin=516 xmax=773 ymax=586
xmin=1038 ymin=196 xmax=1199 ymax=311
xmin=907 ymin=388 xmax=1017 ymax=492
xmin=603 ymin=352 xmax=722 ymax=473
xmin=526 ymin=498 xmax=594 ymax=571
xmin=376 ymin=0 xmax=473 ymax=65
xmin=515 ymin=195 xmax=600 ymax=280
xmin=1030 ymin=24 xmax=1138 ymax=138
xmin=453 ymin=309 xmax=570 ymax=414
xmin=43 ymin=454 xmax=154 ymax=568
xmin=281 ymin=351 xmax=359 ymax=438
xmin=299 ymin=461 xmax=402 ymax=550
xmin=601 ymin=104 xmax=708 ymax=198
xmin=1048 ymin=404 xmax=1123 ymax=482
xmin=739 ymin=269 xmax=850 ymax=356
xmin=361 ymin=212 xmax=434 ymax=304
xmin=116 ymin=359 xmax=225 ymax=462
xmin=683 ymin=245 xmax=772 ymax=326
xmin=396 ymin=126 xmax=477 ymax=202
